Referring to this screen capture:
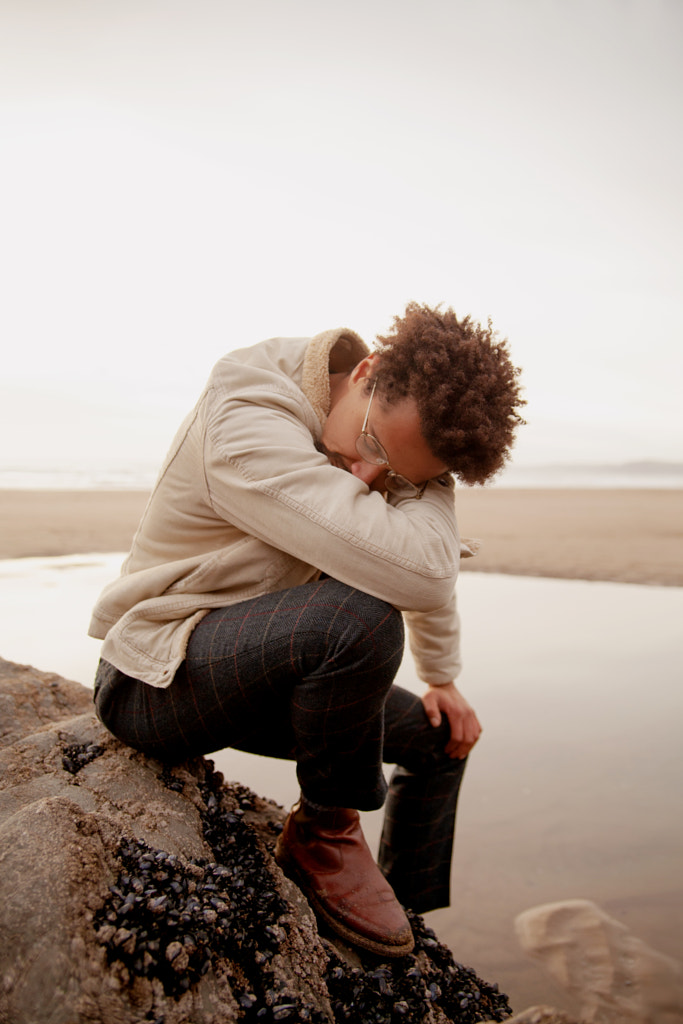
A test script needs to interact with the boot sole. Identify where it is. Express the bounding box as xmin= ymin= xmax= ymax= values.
xmin=274 ymin=838 xmax=415 ymax=958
